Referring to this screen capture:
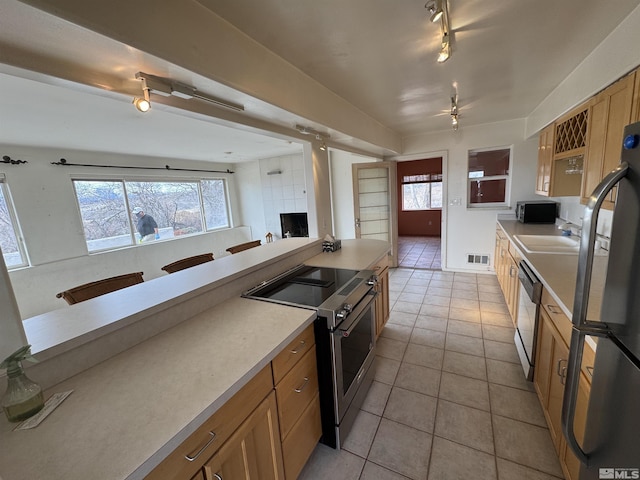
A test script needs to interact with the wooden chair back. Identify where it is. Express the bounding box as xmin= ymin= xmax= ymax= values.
xmin=56 ymin=272 xmax=144 ymax=305
xmin=161 ymin=253 xmax=214 ymax=274
xmin=226 ymin=240 xmax=262 ymax=254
